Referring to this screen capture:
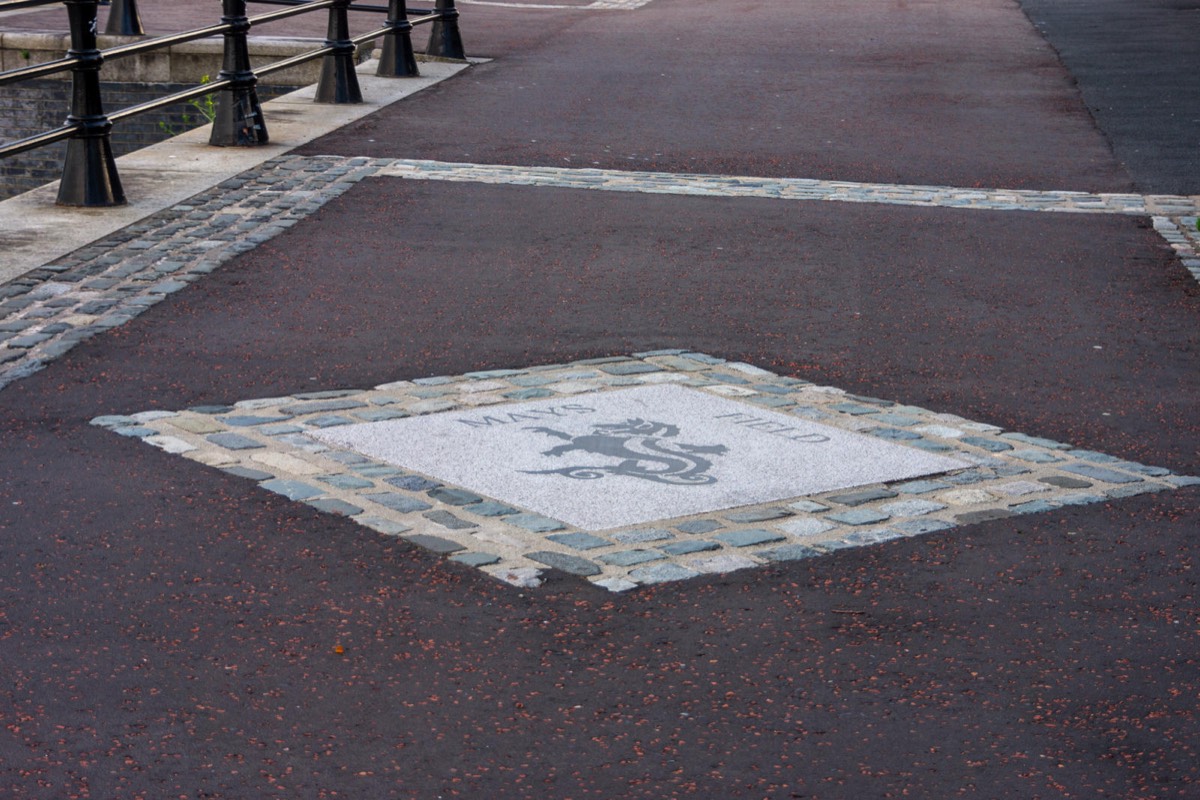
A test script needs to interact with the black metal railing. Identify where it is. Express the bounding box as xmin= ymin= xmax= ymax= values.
xmin=0 ymin=0 xmax=464 ymax=206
